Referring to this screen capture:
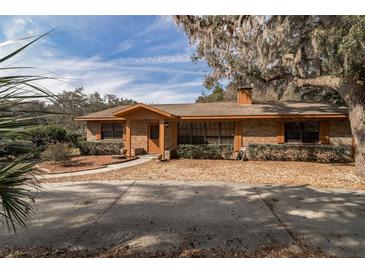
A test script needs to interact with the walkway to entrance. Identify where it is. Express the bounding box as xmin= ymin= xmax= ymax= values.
xmin=36 ymin=156 xmax=153 ymax=179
